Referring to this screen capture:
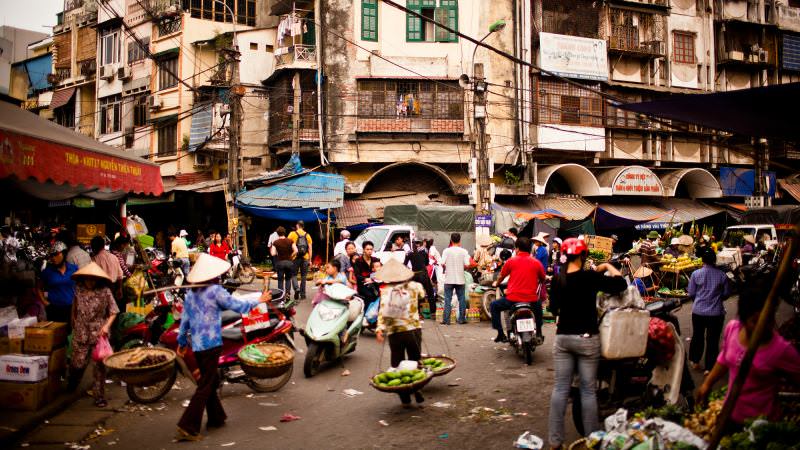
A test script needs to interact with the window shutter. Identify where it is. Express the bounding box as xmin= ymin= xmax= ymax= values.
xmin=406 ymin=1 xmax=422 ymax=42
xmin=438 ymin=0 xmax=458 ymax=42
xmin=434 ymin=7 xmax=448 ymax=42
xmin=362 ymin=0 xmax=378 ymax=41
